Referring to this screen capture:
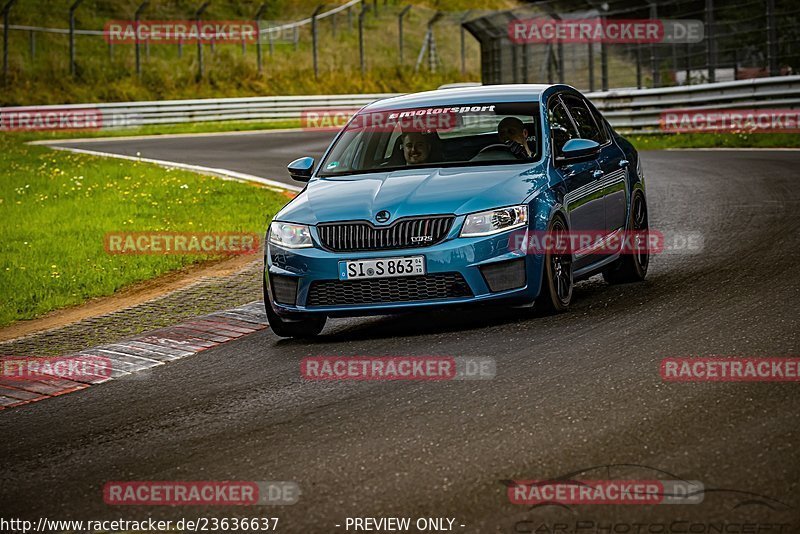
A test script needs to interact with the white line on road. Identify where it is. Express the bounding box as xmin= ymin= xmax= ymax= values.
xmin=40 ymin=144 xmax=303 ymax=193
